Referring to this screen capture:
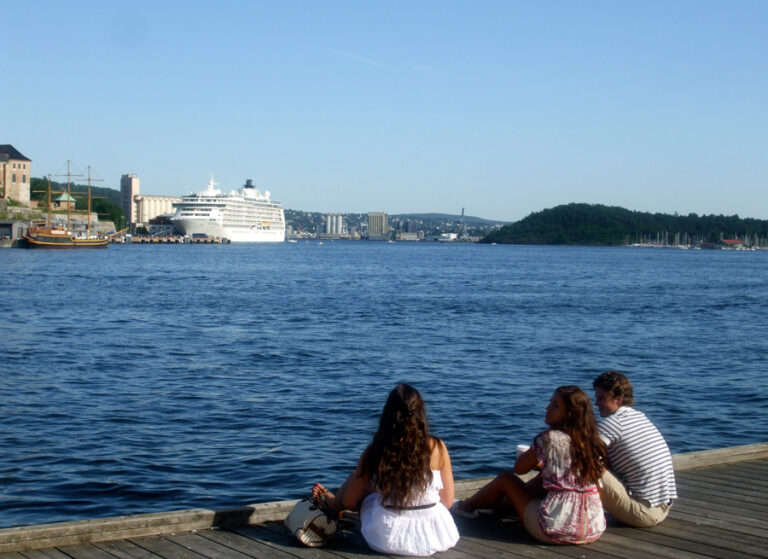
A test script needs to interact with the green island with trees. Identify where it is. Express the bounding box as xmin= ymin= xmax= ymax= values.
xmin=481 ymin=203 xmax=768 ymax=248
